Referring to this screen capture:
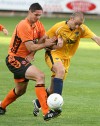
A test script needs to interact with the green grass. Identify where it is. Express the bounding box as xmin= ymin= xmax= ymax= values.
xmin=0 ymin=16 xmax=100 ymax=126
